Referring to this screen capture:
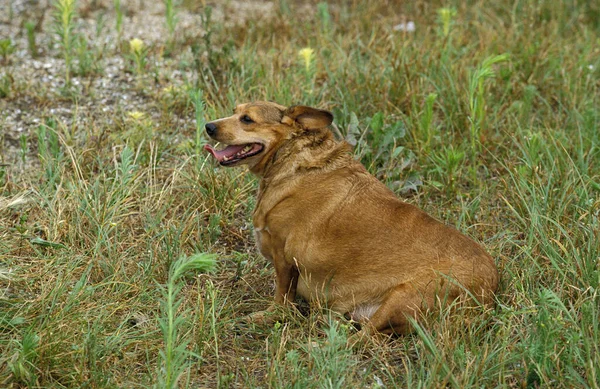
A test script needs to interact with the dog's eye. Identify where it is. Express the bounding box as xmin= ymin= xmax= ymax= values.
xmin=240 ymin=115 xmax=254 ymax=124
